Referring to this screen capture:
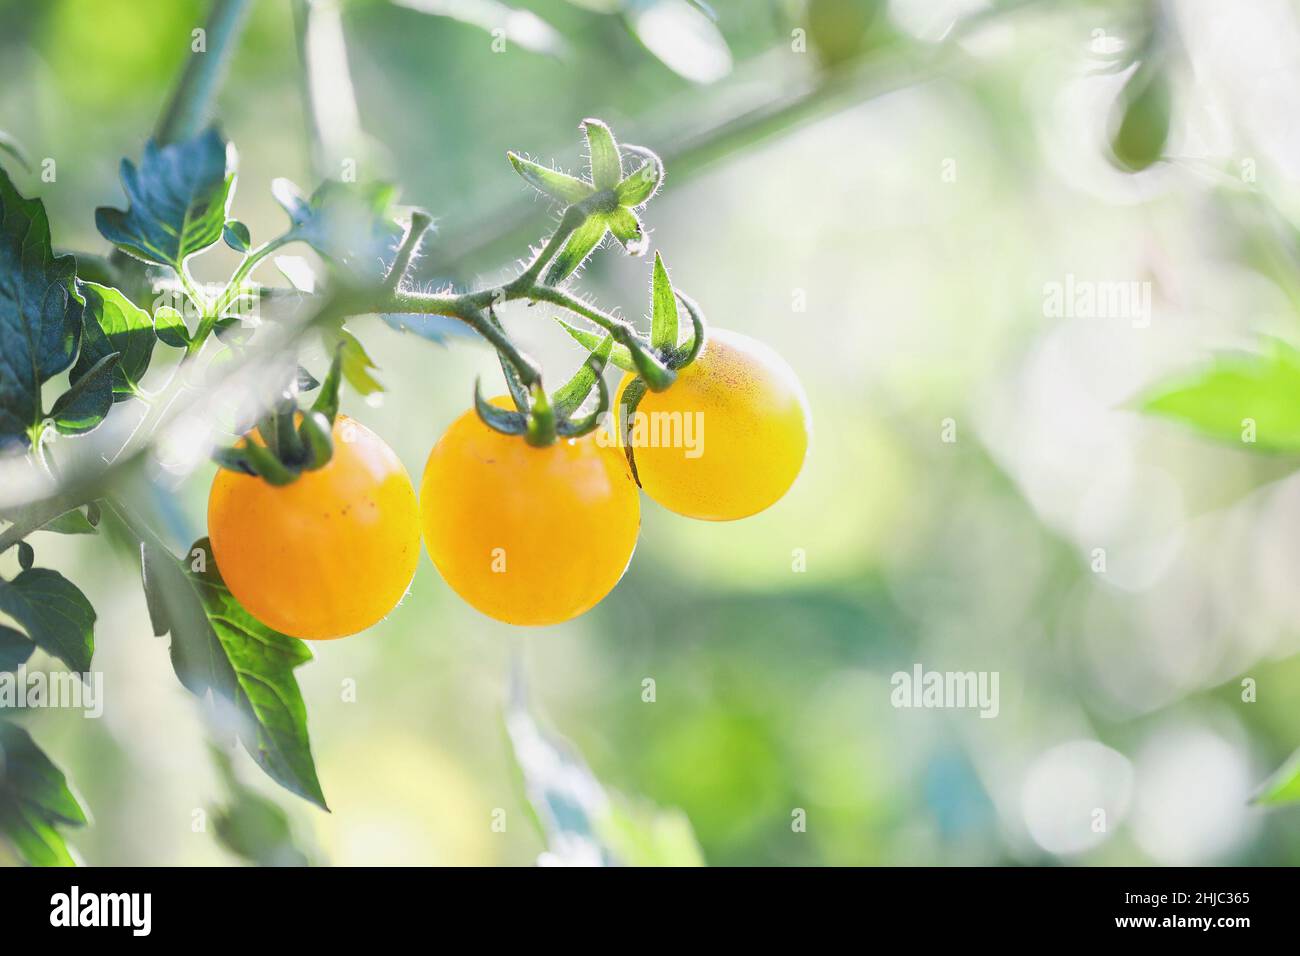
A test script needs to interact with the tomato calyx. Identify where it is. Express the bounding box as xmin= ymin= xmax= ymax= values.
xmin=473 ymin=334 xmax=614 ymax=447
xmin=212 ymin=347 xmax=344 ymax=485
